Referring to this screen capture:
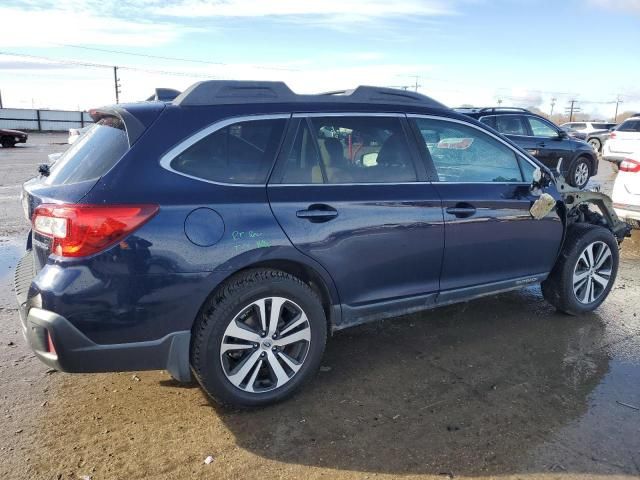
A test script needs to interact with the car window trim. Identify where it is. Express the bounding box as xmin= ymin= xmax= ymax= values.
xmin=408 ymin=113 xmax=539 ymax=184
xmin=269 ymin=112 xmax=425 ymax=186
xmin=158 ymin=113 xmax=291 ymax=187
